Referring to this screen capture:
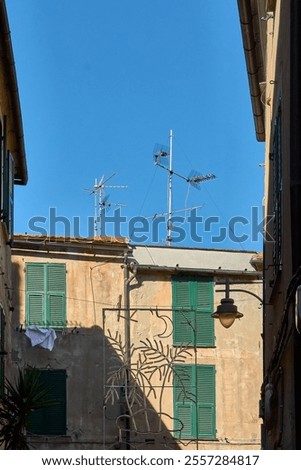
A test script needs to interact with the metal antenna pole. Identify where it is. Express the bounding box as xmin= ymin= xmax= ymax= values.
xmin=167 ymin=129 xmax=173 ymax=246
xmin=153 ymin=130 xmax=216 ymax=245
xmin=86 ymin=174 xmax=127 ymax=238
xmin=99 ymin=184 xmax=105 ymax=236
xmin=94 ymin=178 xmax=99 ymax=237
